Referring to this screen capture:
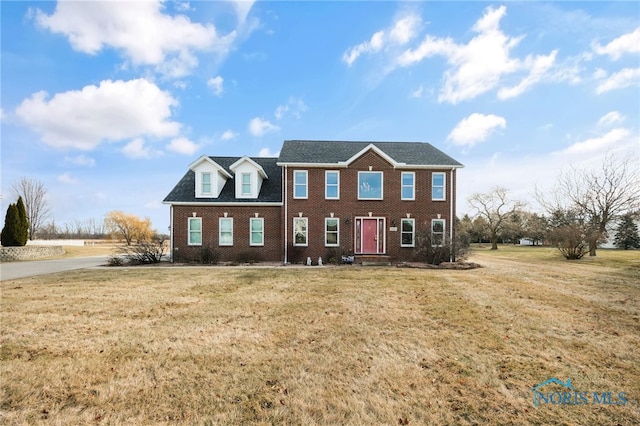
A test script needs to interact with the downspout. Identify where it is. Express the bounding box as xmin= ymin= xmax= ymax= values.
xmin=169 ymin=204 xmax=174 ymax=262
xmin=283 ymin=165 xmax=288 ymax=264
xmin=449 ymin=167 xmax=455 ymax=262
